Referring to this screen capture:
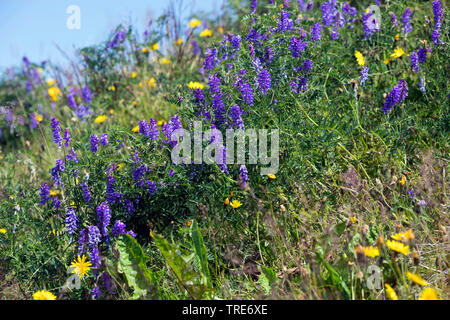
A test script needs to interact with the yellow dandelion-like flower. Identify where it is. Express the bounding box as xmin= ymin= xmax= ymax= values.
xmin=354 ymin=50 xmax=365 ymax=66
xmin=406 ymin=272 xmax=428 ymax=286
xmin=391 ymin=47 xmax=405 ymax=59
xmin=187 ymin=81 xmax=204 ymax=90
xmin=189 ymin=19 xmax=201 ymax=29
xmin=148 ymin=77 xmax=156 ymax=87
xmin=142 ymin=47 xmax=149 ymax=53
xmin=350 ymin=216 xmax=357 ymax=224
xmin=230 ymin=200 xmax=242 ymax=209
xmin=160 ymin=58 xmax=170 ymax=65
xmin=0 ymin=228 xmax=6 ymax=234
xmin=363 ymin=246 xmax=380 ymax=258
xmin=391 ymin=229 xmax=414 ymax=242
xmin=70 ymin=255 xmax=92 ymax=279
xmin=130 ymin=71 xmax=138 ymax=78
xmin=132 ymin=125 xmax=140 ymax=133
xmin=186 ymin=220 xmax=192 ymax=227
xmin=200 ymin=29 xmax=212 ymax=37
xmin=108 ymin=85 xmax=116 ymax=91
xmin=35 ymin=114 xmax=43 ymax=122
xmin=384 ymin=58 xmax=391 ymax=65
xmin=385 ymin=284 xmax=398 ymax=300
xmin=224 ymin=198 xmax=230 ymax=205
xmin=46 ymin=78 xmax=56 ymax=86
xmin=49 ymin=190 xmax=60 ymax=196
xmin=386 ymin=240 xmax=410 ymax=255
xmin=48 ymin=87 xmax=61 ymax=101
xmin=151 ymin=43 xmax=159 ymax=51
xmin=138 ymin=82 xmax=143 ymax=88
xmin=33 ymin=290 xmax=57 ymax=300
xmin=418 ymin=287 xmax=441 ymax=300
xmin=268 ymin=174 xmax=276 ymax=179
xmin=174 ymin=39 xmax=184 ymax=45
xmin=394 ymin=34 xmax=400 ymax=40
xmin=109 ymin=109 xmax=114 ymax=115
xmin=94 ymin=115 xmax=107 ymax=124
xmin=132 ymin=101 xmax=137 ymax=106
xmin=399 ymin=175 xmax=406 ymax=185
xmin=116 ymin=163 xmax=125 ymax=171
xmin=157 ymin=120 xmax=166 ymax=126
